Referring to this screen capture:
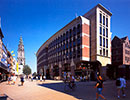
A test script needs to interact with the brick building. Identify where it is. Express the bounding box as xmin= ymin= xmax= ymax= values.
xmin=36 ymin=4 xmax=112 ymax=79
xmin=111 ymin=36 xmax=130 ymax=79
xmin=112 ymin=36 xmax=130 ymax=65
